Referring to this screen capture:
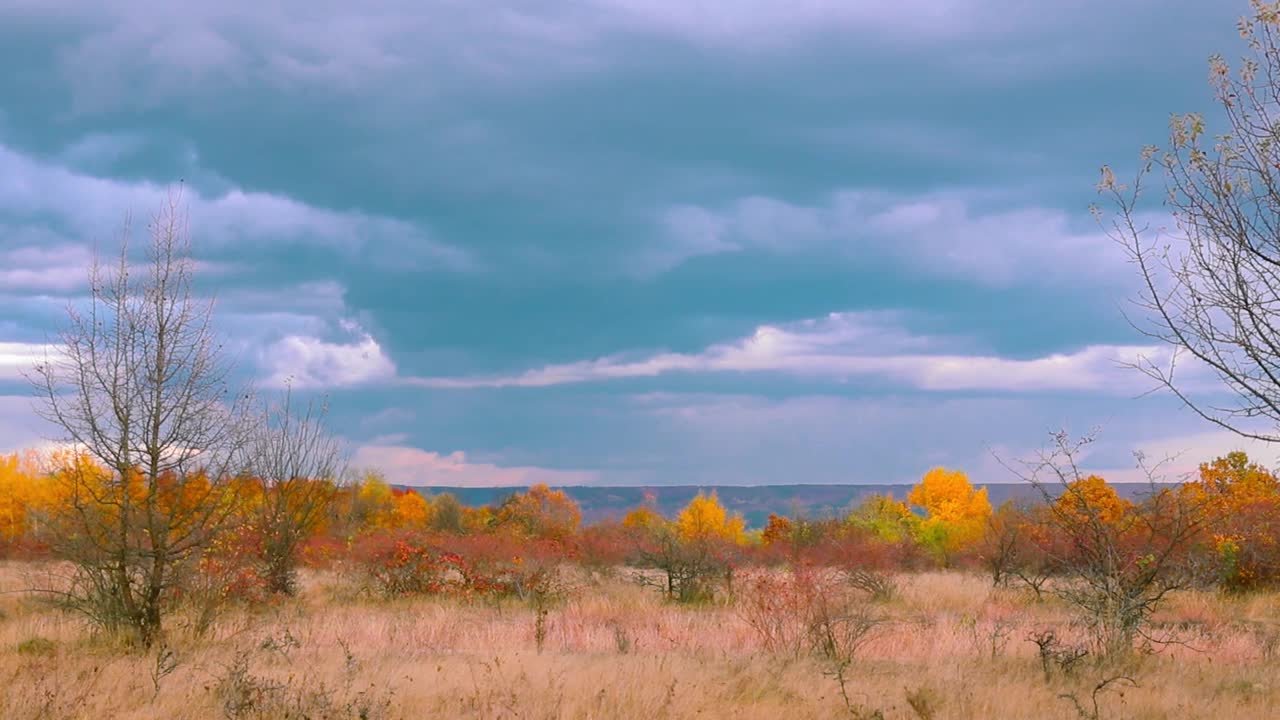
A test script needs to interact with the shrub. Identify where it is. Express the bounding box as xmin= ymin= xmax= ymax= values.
xmin=575 ymin=520 xmax=633 ymax=577
xmin=298 ymin=535 xmax=349 ymax=570
xmin=738 ymin=565 xmax=839 ymax=657
xmin=350 ymin=532 xmax=463 ymax=598
xmin=737 ymin=564 xmax=885 ymax=662
xmin=16 ymin=636 xmax=56 ymax=657
xmin=349 ymin=531 xmax=575 ymax=602
xmin=631 ymin=527 xmax=737 ymax=604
